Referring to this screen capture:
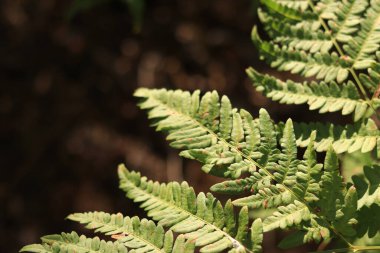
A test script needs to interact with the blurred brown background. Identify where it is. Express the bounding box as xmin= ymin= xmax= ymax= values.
xmin=0 ymin=0 xmax=326 ymax=252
